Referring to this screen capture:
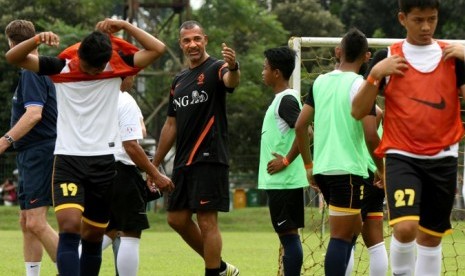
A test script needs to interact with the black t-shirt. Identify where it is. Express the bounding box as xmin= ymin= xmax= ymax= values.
xmin=168 ymin=57 xmax=234 ymax=169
